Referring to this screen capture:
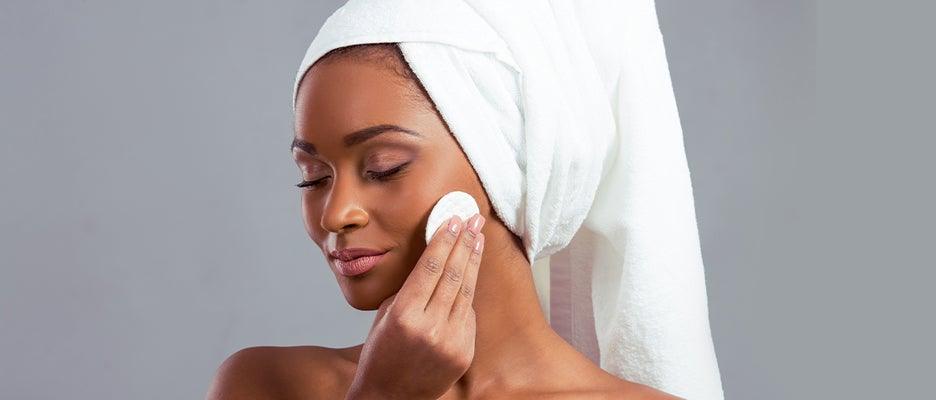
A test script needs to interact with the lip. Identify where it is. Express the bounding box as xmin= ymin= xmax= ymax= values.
xmin=329 ymin=247 xmax=388 ymax=277
xmin=333 ymin=252 xmax=387 ymax=277
xmin=330 ymin=247 xmax=387 ymax=261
